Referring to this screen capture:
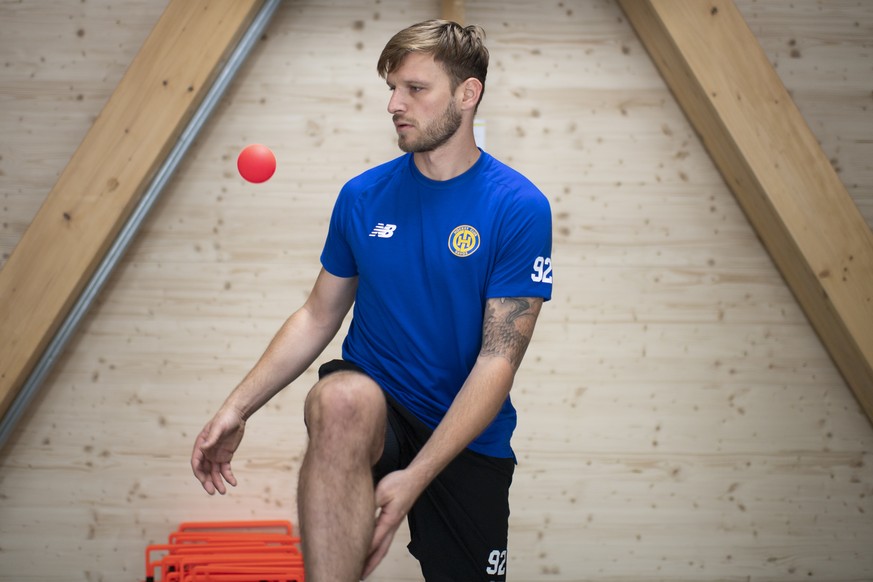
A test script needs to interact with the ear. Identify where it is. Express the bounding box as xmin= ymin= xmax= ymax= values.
xmin=458 ymin=77 xmax=483 ymax=112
